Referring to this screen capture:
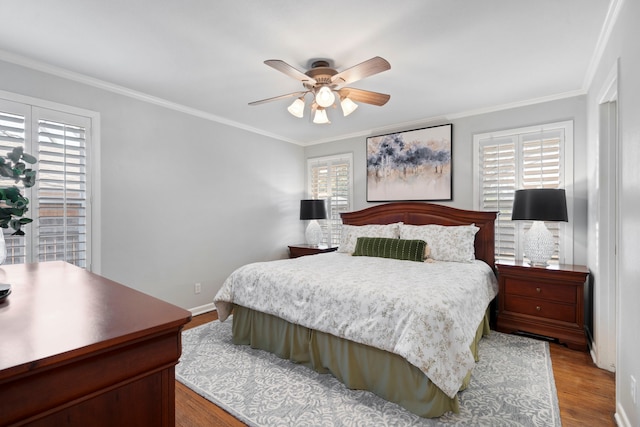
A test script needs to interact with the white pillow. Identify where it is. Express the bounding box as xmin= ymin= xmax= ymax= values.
xmin=399 ymin=223 xmax=479 ymax=263
xmin=338 ymin=222 xmax=402 ymax=254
